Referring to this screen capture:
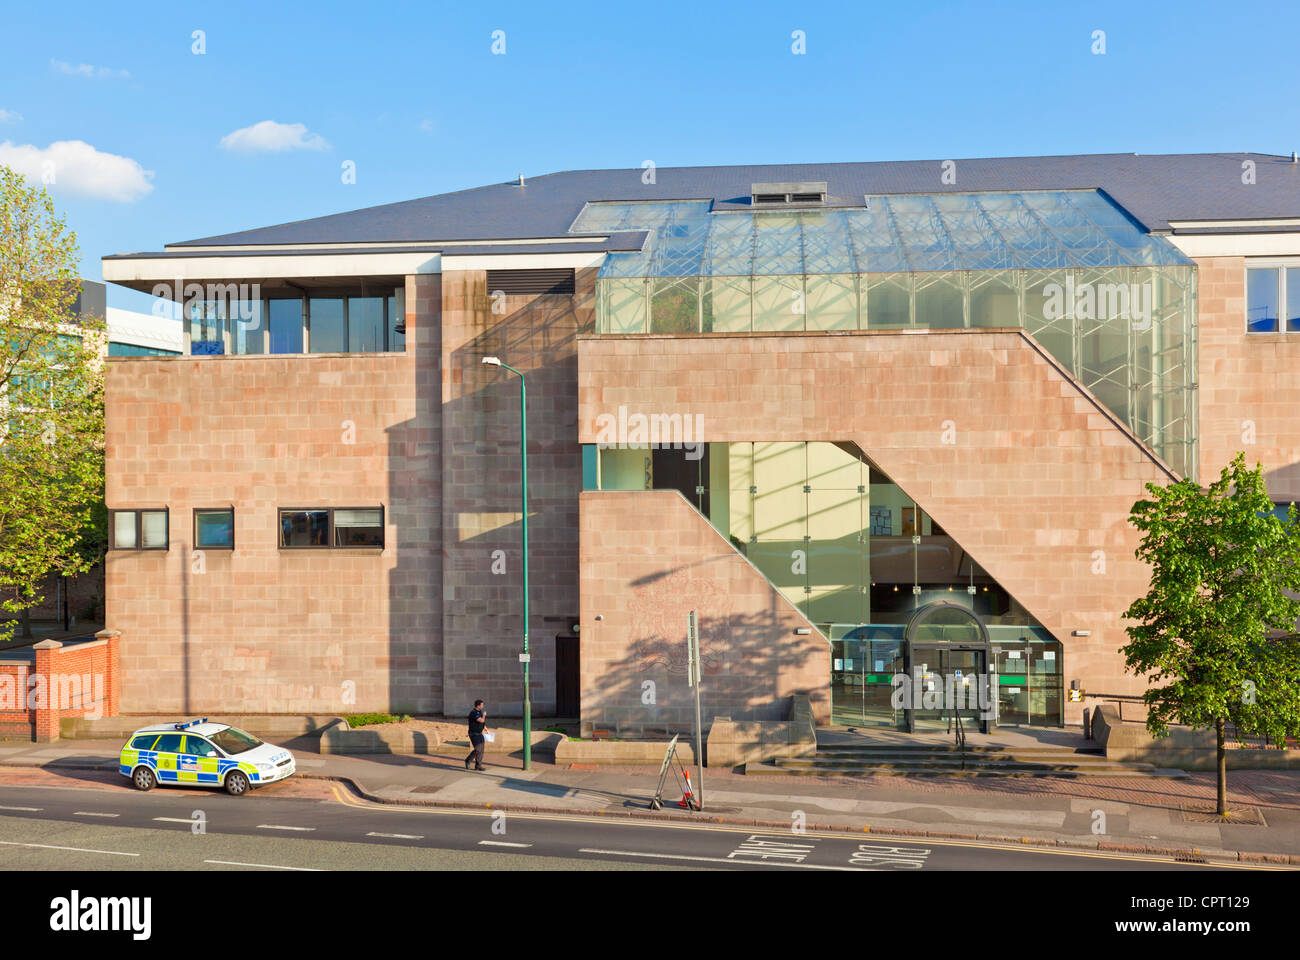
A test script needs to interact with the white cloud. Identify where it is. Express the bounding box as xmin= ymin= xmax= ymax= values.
xmin=0 ymin=140 xmax=154 ymax=202
xmin=50 ymin=58 xmax=130 ymax=80
xmin=418 ymin=118 xmax=435 ymax=135
xmin=219 ymin=120 xmax=330 ymax=153
xmin=0 ymin=109 xmax=21 ymax=123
